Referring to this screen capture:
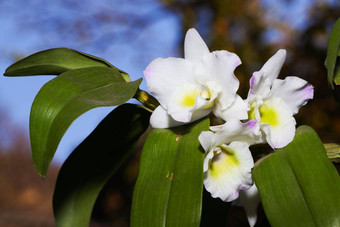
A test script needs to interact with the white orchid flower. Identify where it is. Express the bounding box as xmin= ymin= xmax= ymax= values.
xmin=238 ymin=184 xmax=261 ymax=227
xmin=247 ymin=49 xmax=314 ymax=148
xmin=198 ymin=120 xmax=261 ymax=202
xmin=144 ymin=28 xmax=248 ymax=128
